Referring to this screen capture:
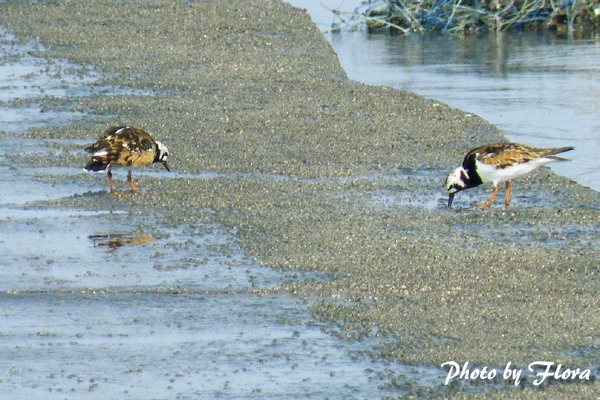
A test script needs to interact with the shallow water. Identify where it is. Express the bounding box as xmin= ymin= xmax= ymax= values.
xmin=0 ymin=292 xmax=405 ymax=400
xmin=288 ymin=0 xmax=600 ymax=191
xmin=0 ymin=209 xmax=285 ymax=292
